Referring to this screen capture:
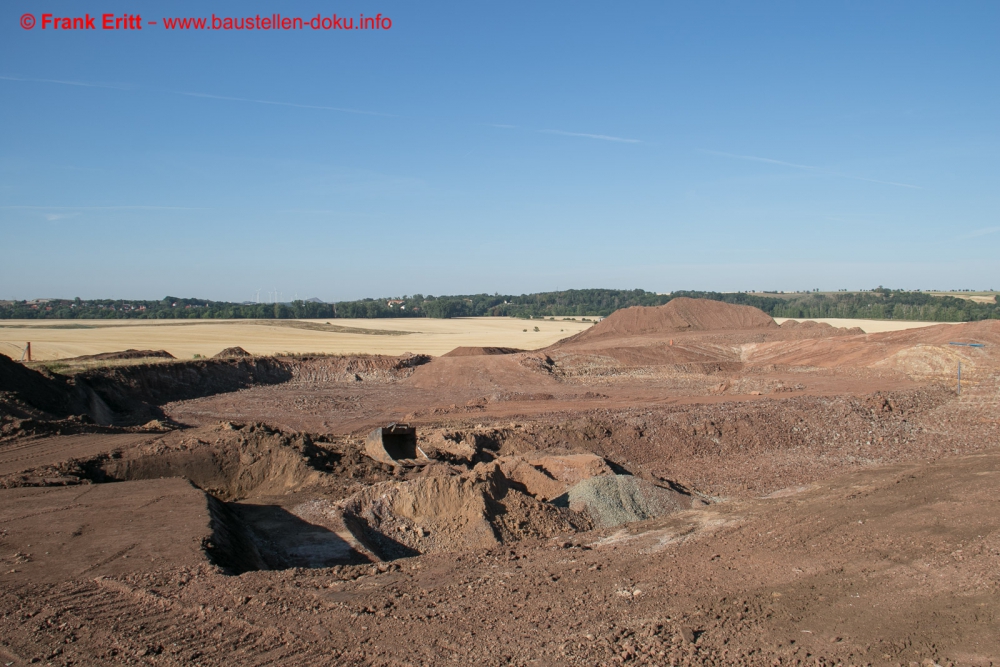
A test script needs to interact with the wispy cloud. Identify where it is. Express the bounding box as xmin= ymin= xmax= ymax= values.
xmin=1 ymin=75 xmax=392 ymax=117
xmin=0 ymin=74 xmax=136 ymax=91
xmin=960 ymin=226 xmax=1000 ymax=239
xmin=45 ymin=212 xmax=79 ymax=221
xmin=540 ymin=129 xmax=640 ymax=144
xmin=704 ymin=149 xmax=920 ymax=189
xmin=704 ymin=150 xmax=816 ymax=170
